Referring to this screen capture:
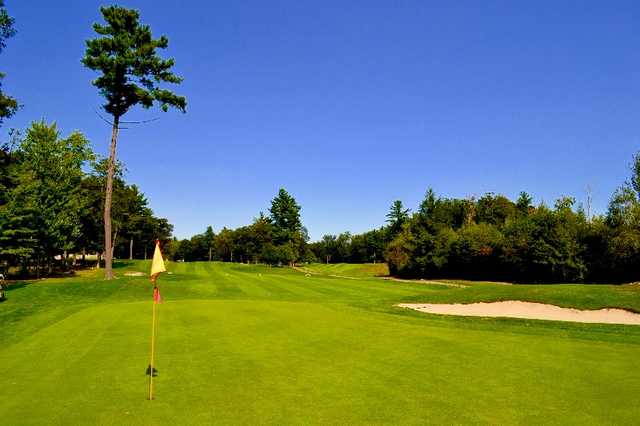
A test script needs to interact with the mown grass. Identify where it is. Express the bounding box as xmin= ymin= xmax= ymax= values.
xmin=1 ymin=261 xmax=639 ymax=424
xmin=302 ymin=262 xmax=389 ymax=277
